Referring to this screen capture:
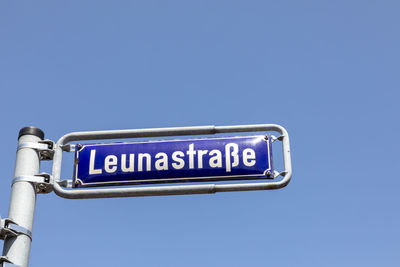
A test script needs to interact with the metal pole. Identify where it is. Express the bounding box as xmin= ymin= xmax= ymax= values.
xmin=2 ymin=127 xmax=44 ymax=267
